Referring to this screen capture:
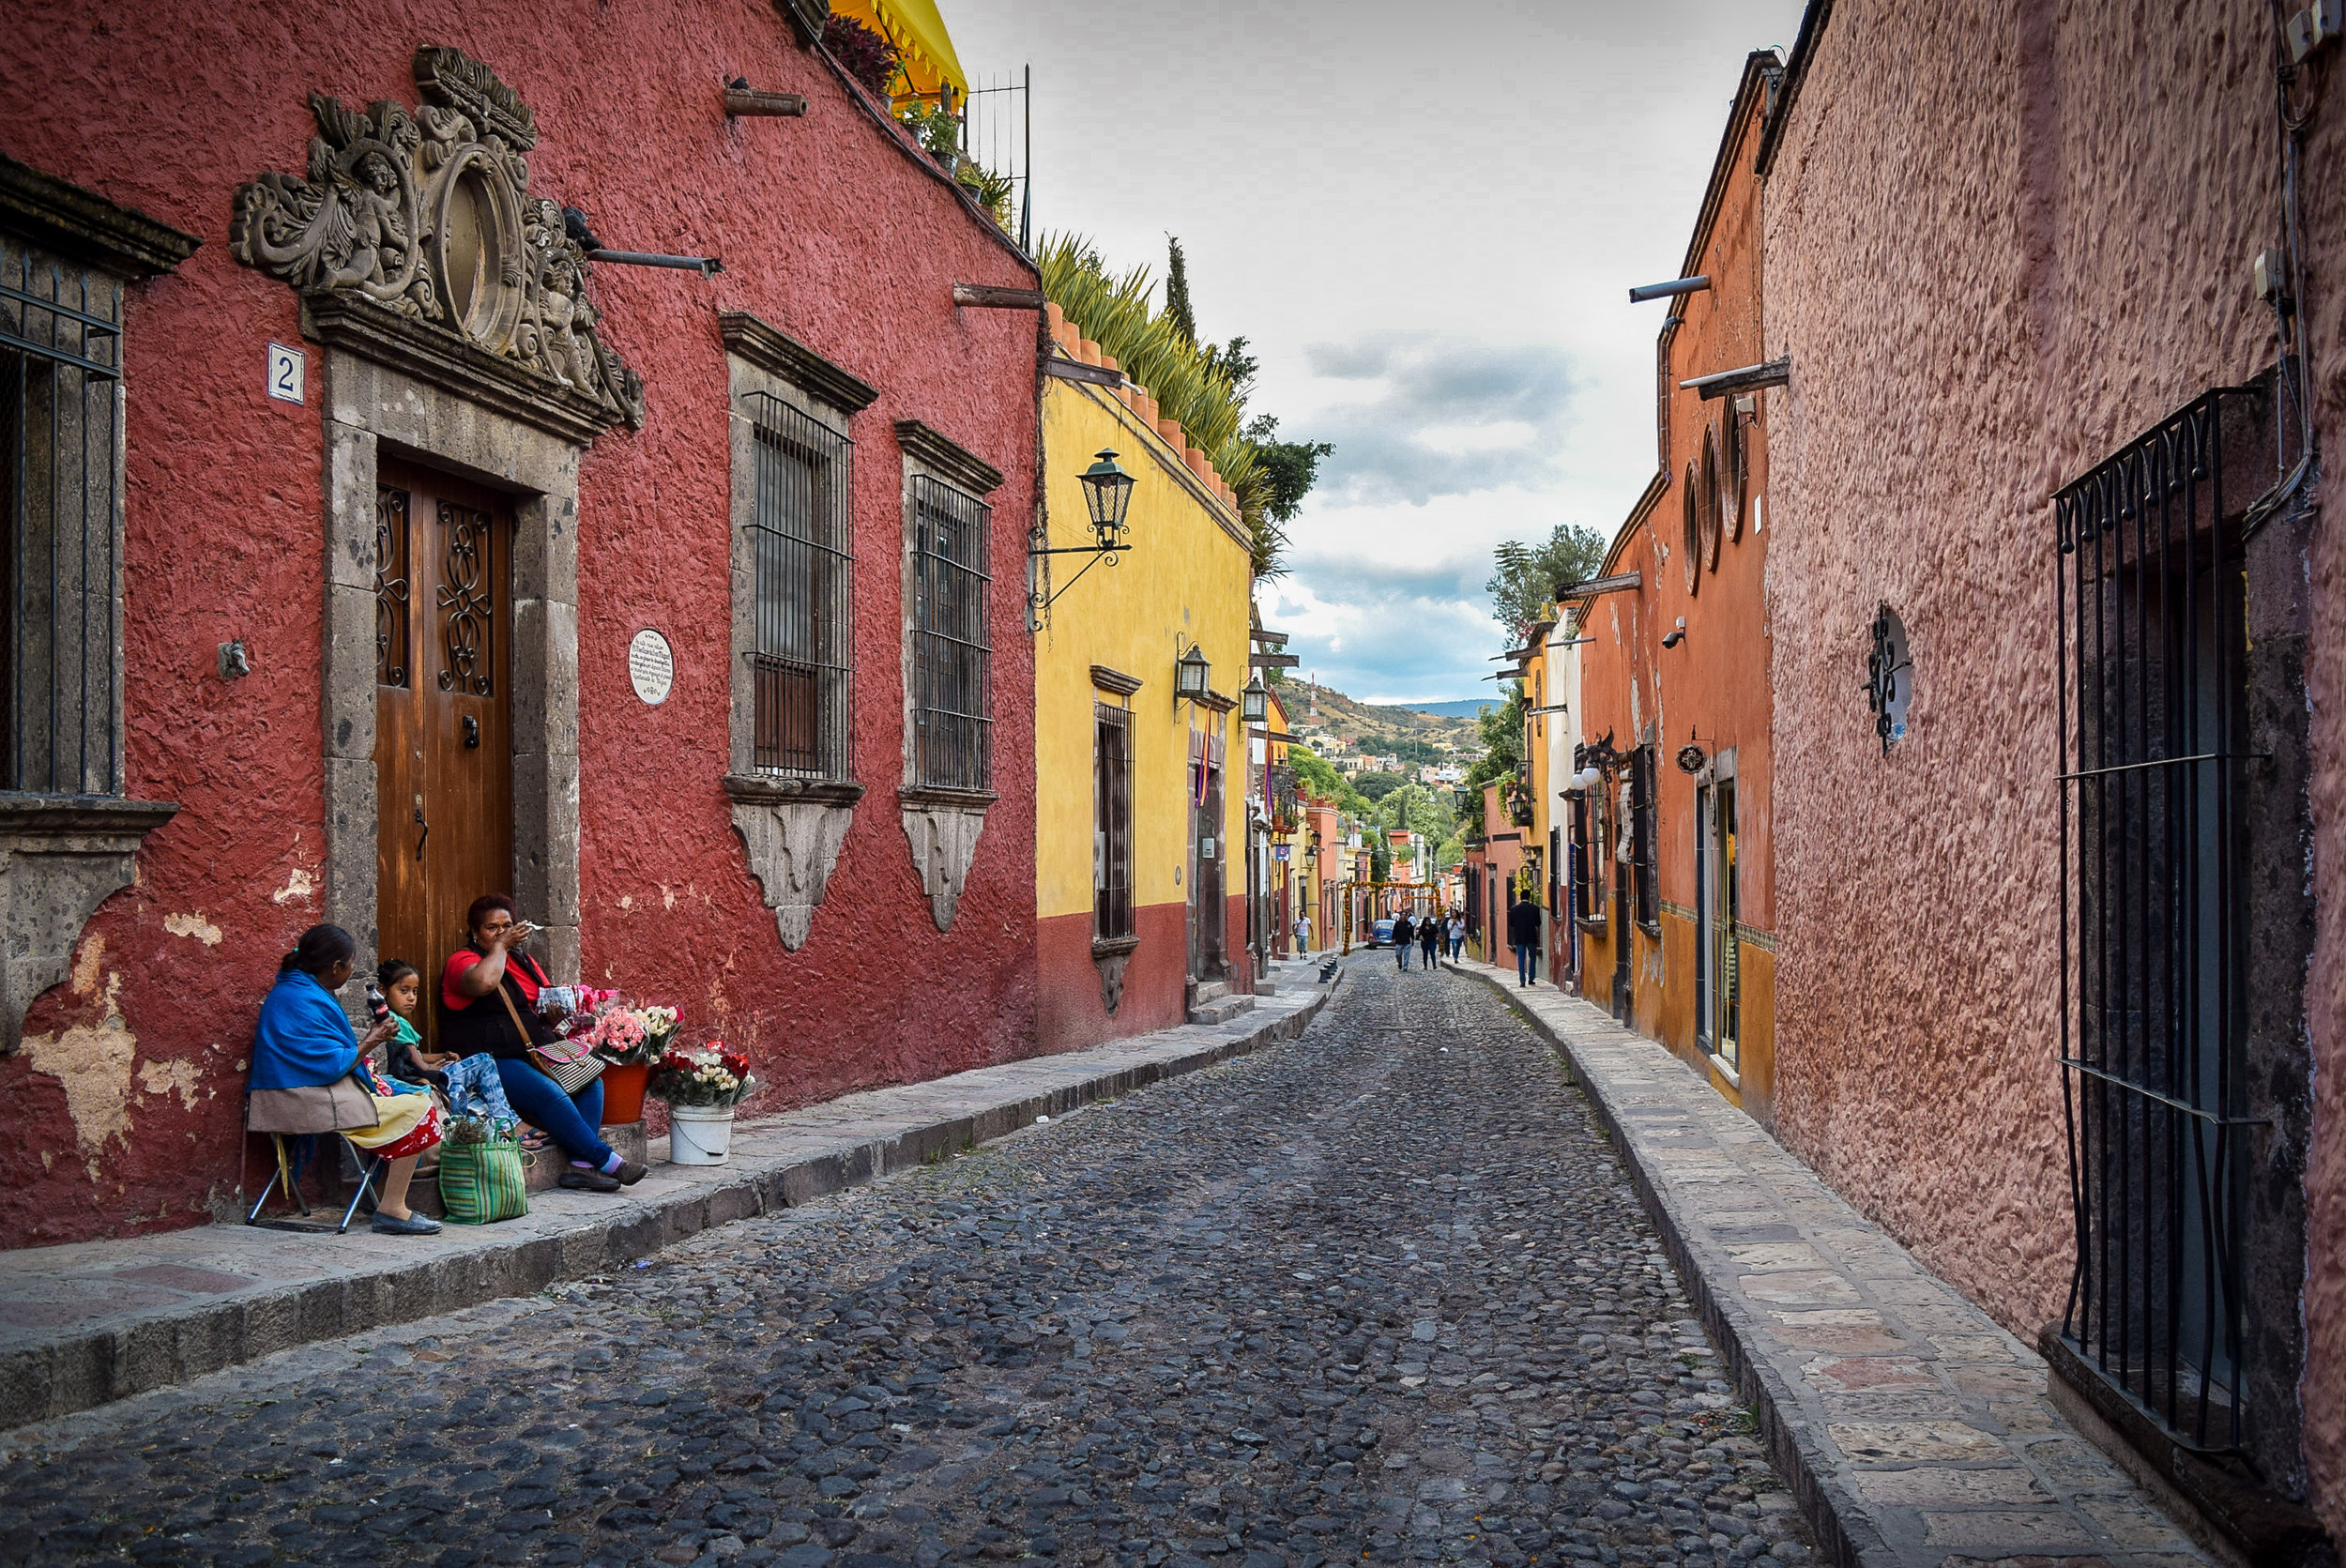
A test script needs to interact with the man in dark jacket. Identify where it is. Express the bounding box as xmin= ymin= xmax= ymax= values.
xmin=1507 ymin=892 xmax=1542 ymax=987
xmin=1392 ymin=912 xmax=1415 ymax=970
